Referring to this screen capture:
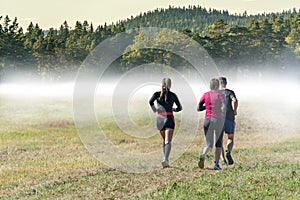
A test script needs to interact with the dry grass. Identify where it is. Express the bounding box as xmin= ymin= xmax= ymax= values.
xmin=0 ymin=95 xmax=299 ymax=199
